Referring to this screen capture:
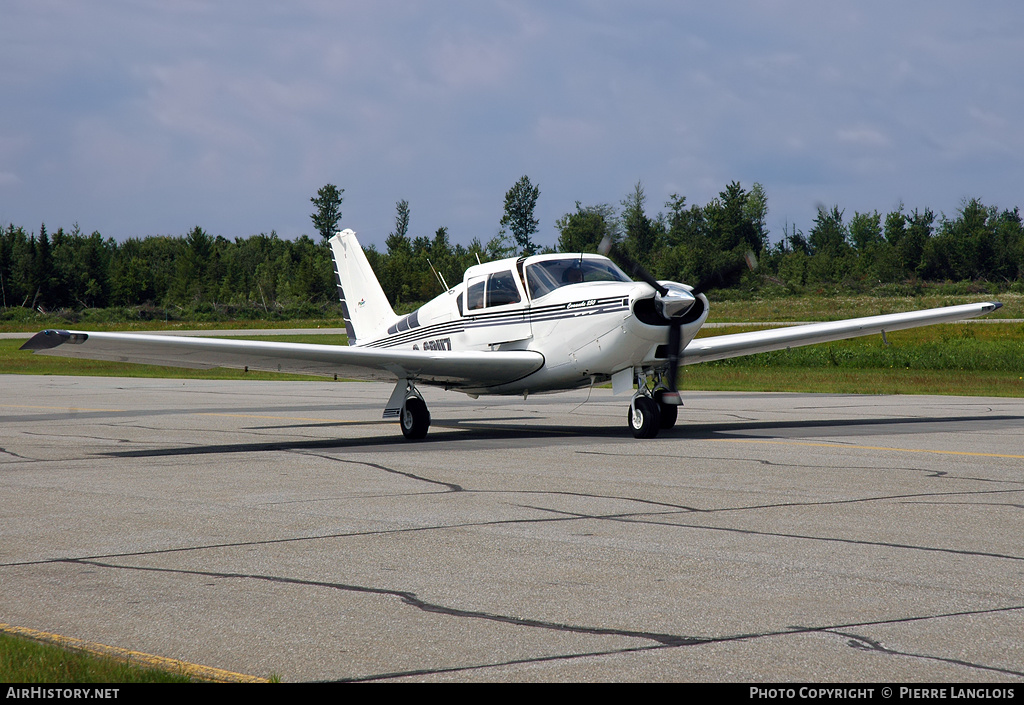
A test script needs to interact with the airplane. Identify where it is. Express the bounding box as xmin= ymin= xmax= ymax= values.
xmin=22 ymin=228 xmax=1002 ymax=440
